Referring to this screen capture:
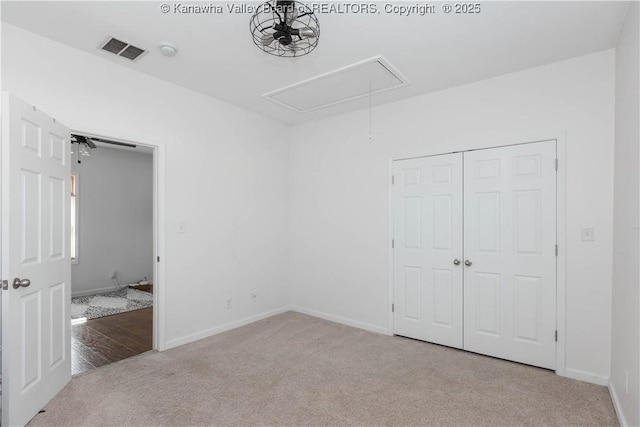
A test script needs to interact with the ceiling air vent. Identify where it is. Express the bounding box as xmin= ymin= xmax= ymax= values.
xmin=99 ymin=36 xmax=147 ymax=61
